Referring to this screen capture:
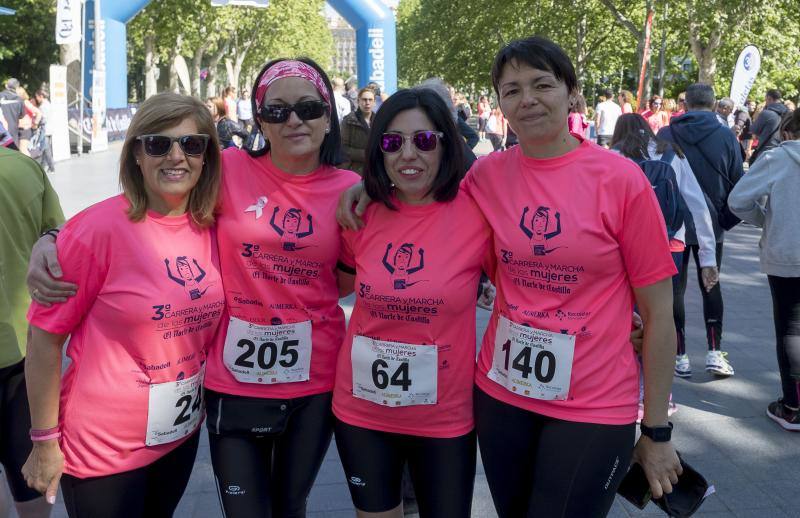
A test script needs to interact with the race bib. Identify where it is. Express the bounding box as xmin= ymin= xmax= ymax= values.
xmin=488 ymin=316 xmax=575 ymax=400
xmin=351 ymin=335 xmax=437 ymax=407
xmin=223 ymin=316 xmax=312 ymax=384
xmin=146 ymin=368 xmax=204 ymax=446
